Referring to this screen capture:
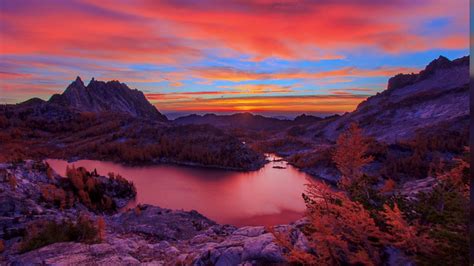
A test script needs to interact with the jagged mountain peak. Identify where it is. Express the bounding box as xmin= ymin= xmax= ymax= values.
xmin=66 ymin=76 xmax=86 ymax=89
xmin=310 ymin=55 xmax=469 ymax=143
xmin=387 ymin=55 xmax=468 ymax=90
xmin=74 ymin=76 xmax=84 ymax=85
xmin=428 ymin=55 xmax=450 ymax=66
xmin=49 ymin=77 xmax=168 ymax=121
